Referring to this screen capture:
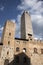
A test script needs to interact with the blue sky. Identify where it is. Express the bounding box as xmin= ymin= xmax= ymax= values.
xmin=0 ymin=0 xmax=43 ymax=40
